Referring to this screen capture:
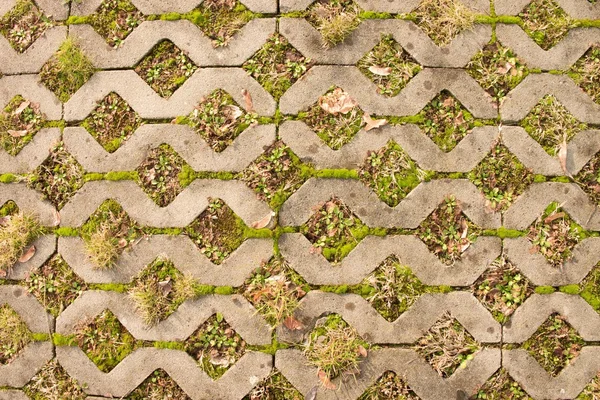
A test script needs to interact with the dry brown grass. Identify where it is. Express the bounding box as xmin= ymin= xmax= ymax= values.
xmin=0 ymin=212 xmax=41 ymax=274
xmin=413 ymin=0 xmax=476 ymax=46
